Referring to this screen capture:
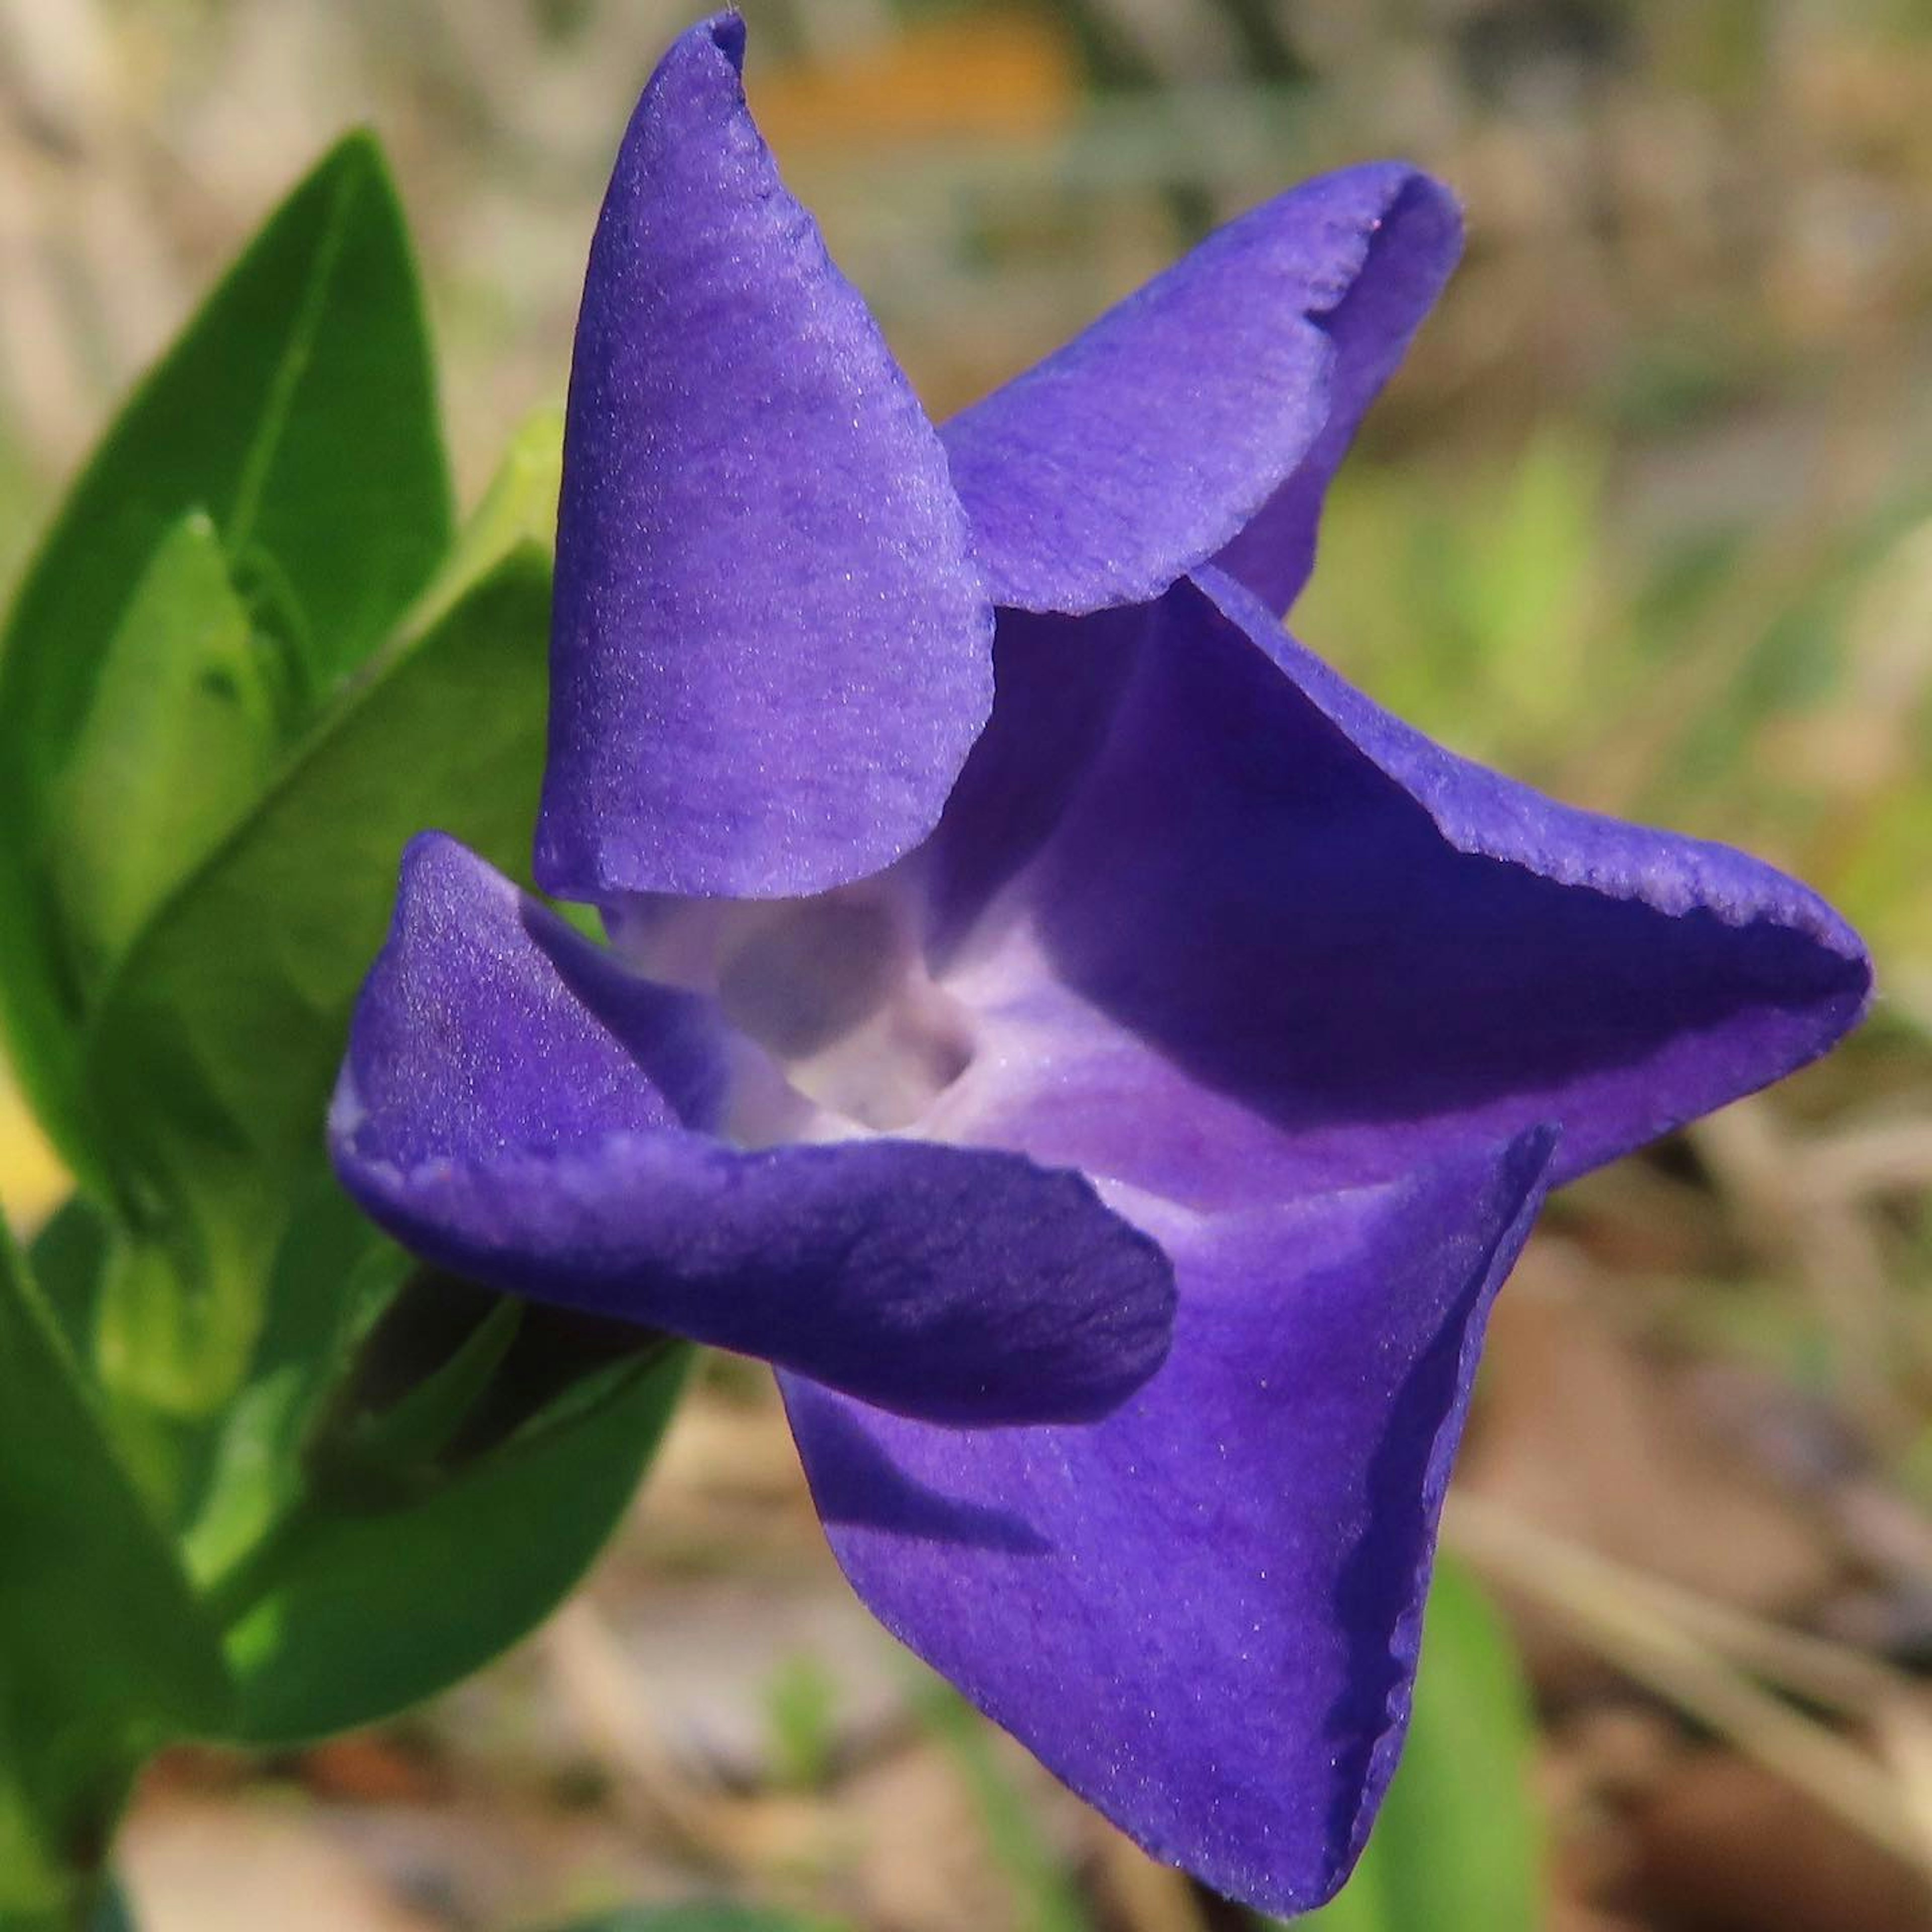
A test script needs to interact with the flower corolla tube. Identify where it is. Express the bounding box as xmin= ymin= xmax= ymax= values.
xmin=330 ymin=15 xmax=1871 ymax=1912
